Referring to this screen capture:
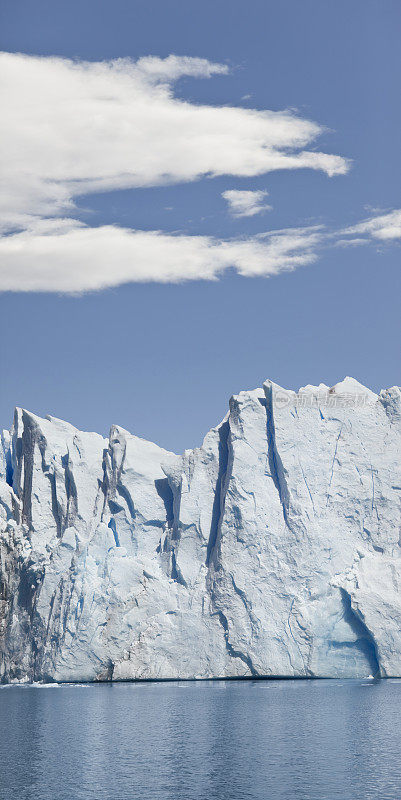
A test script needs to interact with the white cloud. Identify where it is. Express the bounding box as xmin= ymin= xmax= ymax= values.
xmin=1 ymin=204 xmax=399 ymax=293
xmin=0 ymin=219 xmax=323 ymax=293
xmin=342 ymin=209 xmax=401 ymax=241
xmin=0 ymin=51 xmax=348 ymax=233
xmin=7 ymin=52 xmax=399 ymax=295
xmin=132 ymin=54 xmax=229 ymax=82
xmin=334 ymin=238 xmax=370 ymax=248
xmin=222 ymin=189 xmax=272 ymax=217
